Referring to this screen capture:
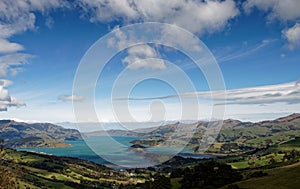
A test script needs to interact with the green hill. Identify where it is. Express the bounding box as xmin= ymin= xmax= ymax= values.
xmin=0 ymin=148 xmax=144 ymax=188
xmin=221 ymin=161 xmax=300 ymax=189
xmin=0 ymin=120 xmax=81 ymax=148
xmin=128 ymin=113 xmax=300 ymax=154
